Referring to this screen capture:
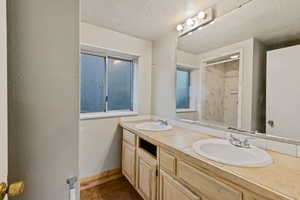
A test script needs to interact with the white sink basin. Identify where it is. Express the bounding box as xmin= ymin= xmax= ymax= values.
xmin=135 ymin=122 xmax=172 ymax=131
xmin=192 ymin=139 xmax=272 ymax=167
